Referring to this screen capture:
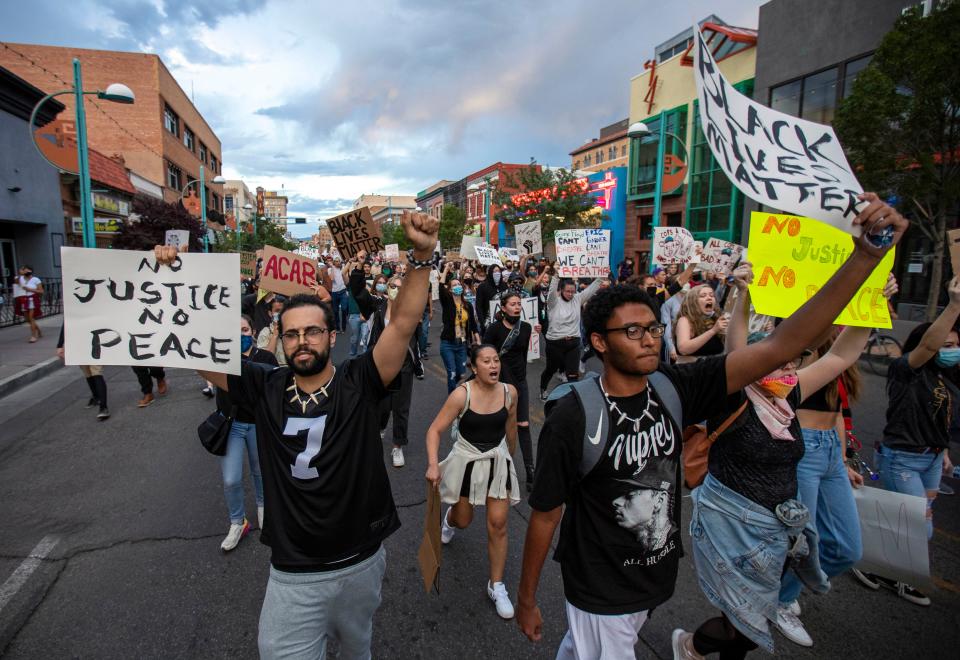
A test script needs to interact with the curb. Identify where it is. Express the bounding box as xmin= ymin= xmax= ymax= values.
xmin=0 ymin=358 xmax=64 ymax=400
